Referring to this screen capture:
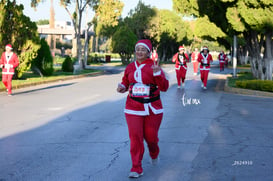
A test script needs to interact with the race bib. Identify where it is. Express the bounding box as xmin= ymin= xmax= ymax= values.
xmin=131 ymin=83 xmax=150 ymax=97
